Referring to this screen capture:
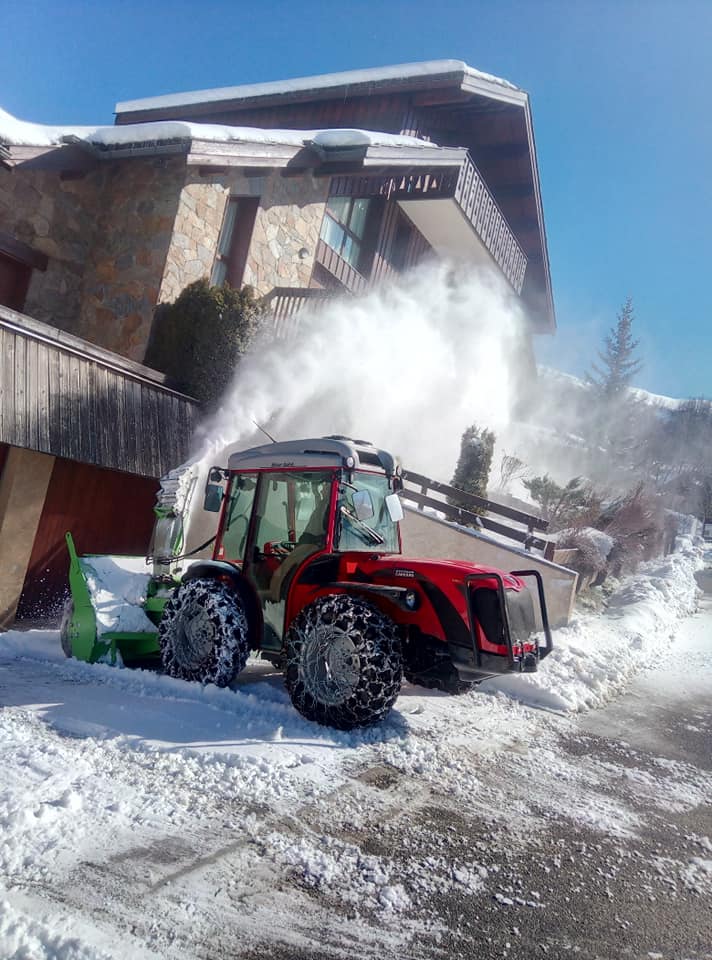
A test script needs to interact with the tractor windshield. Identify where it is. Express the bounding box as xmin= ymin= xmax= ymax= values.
xmin=336 ymin=471 xmax=400 ymax=553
